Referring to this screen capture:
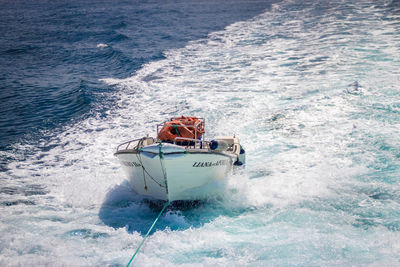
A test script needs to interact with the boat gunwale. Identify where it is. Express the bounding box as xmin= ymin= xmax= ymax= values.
xmin=114 ymin=150 xmax=235 ymax=159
